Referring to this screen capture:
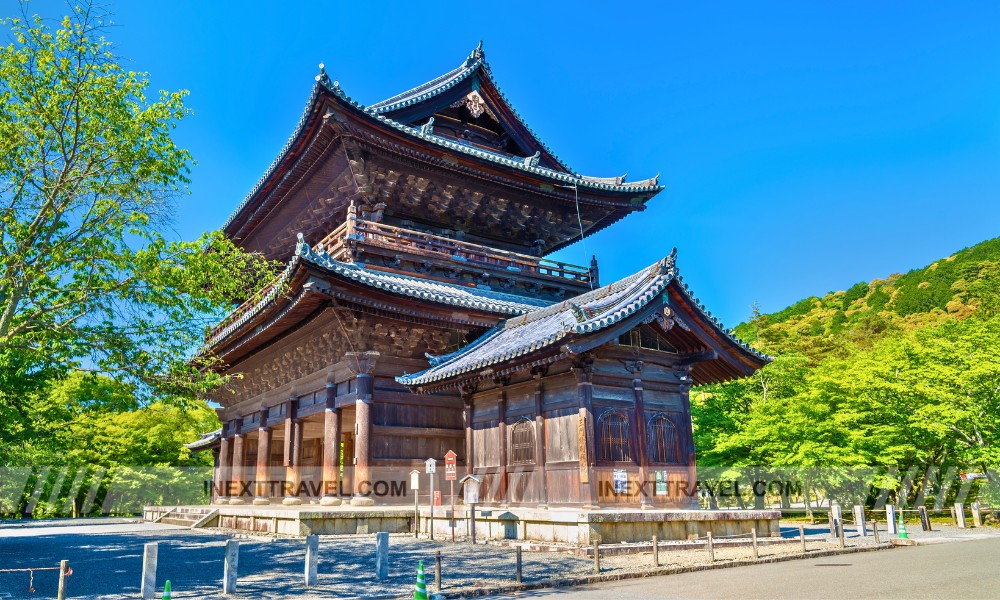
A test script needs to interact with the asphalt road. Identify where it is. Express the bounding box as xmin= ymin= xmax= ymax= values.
xmin=490 ymin=537 xmax=1000 ymax=599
